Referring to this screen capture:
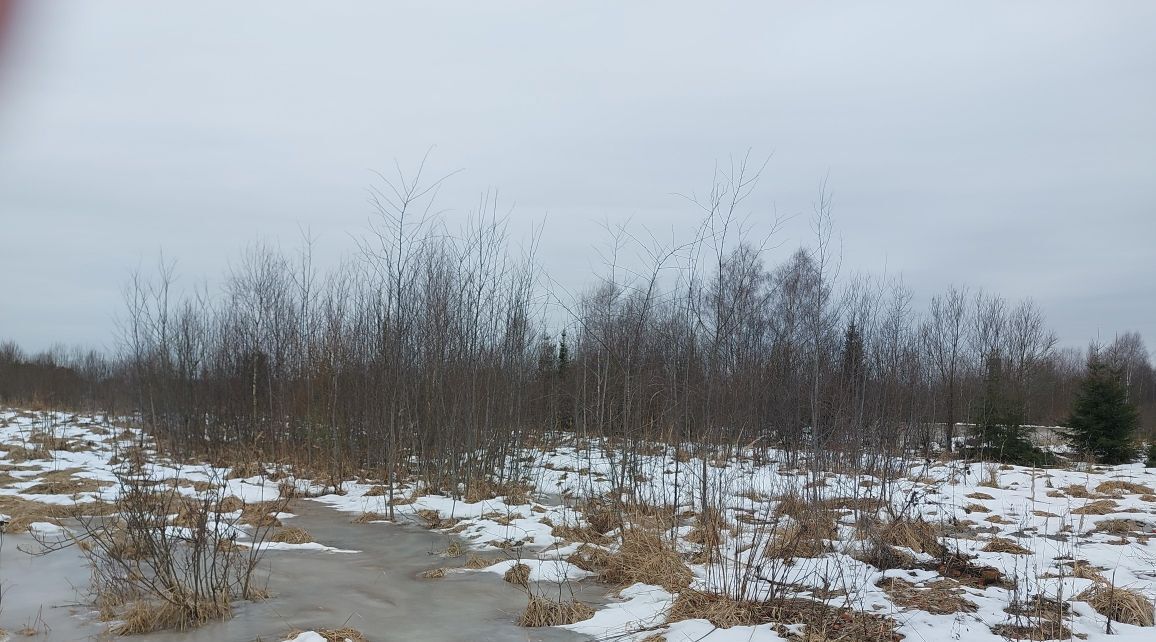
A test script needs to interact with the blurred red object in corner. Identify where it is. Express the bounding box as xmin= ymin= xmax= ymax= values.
xmin=0 ymin=0 xmax=16 ymax=55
